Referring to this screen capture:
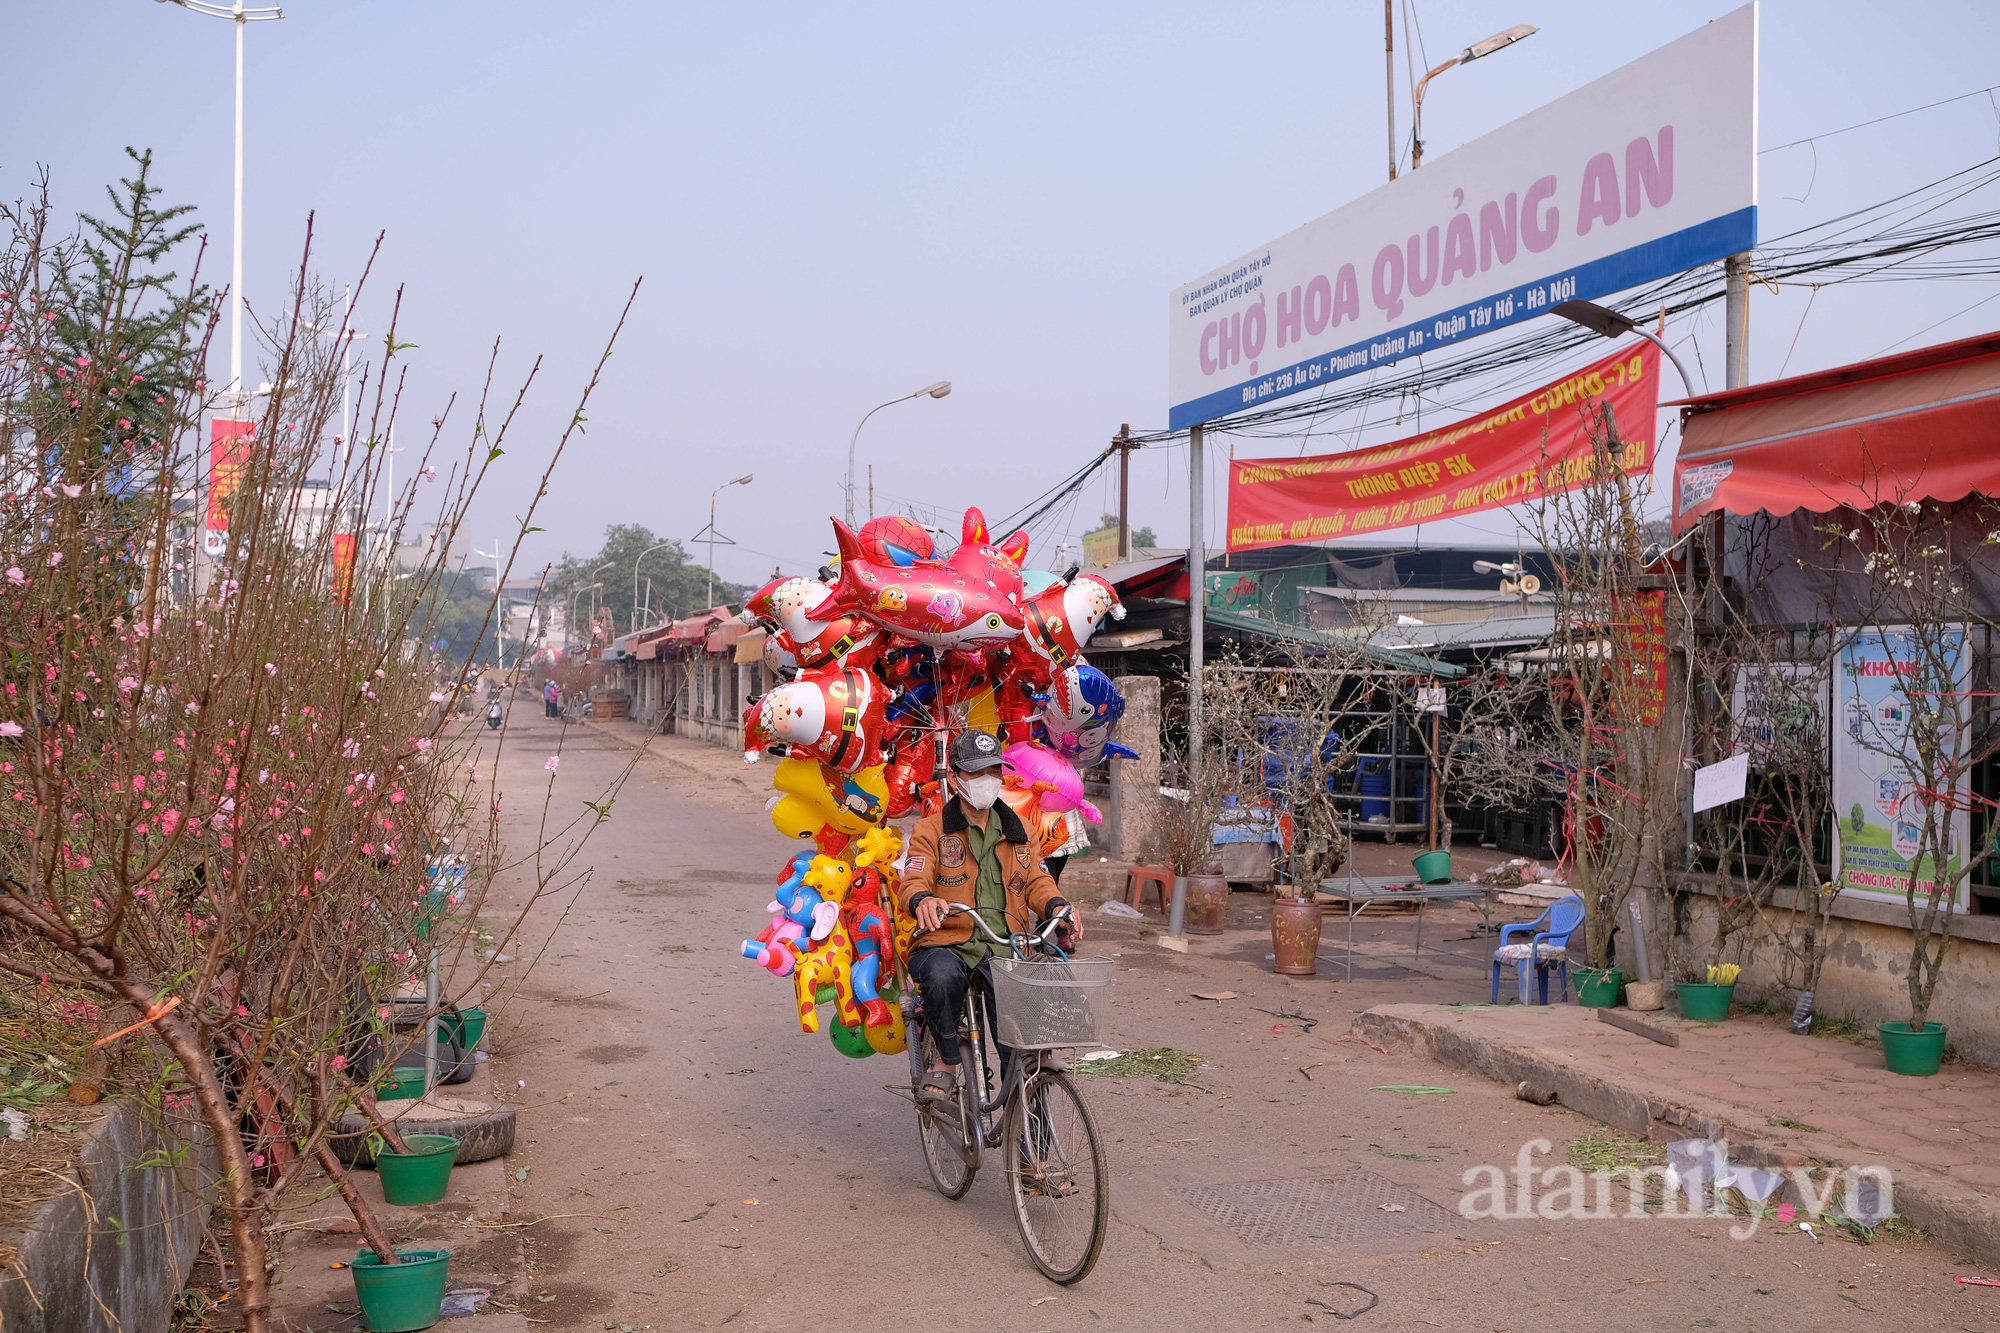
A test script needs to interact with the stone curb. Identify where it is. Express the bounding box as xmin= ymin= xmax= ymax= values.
xmin=1353 ymin=1003 xmax=2000 ymax=1267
